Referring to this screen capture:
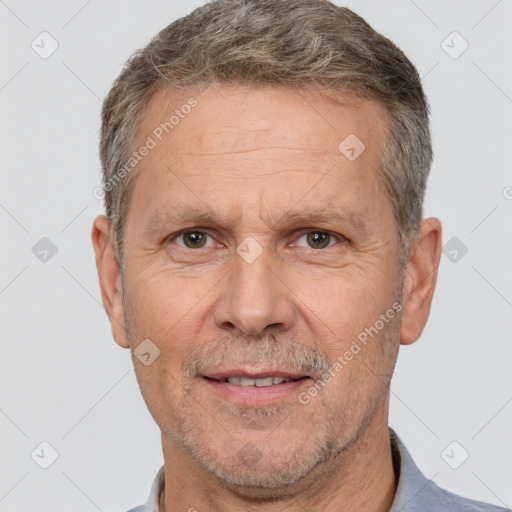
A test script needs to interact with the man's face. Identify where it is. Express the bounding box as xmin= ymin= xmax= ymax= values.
xmin=120 ymin=85 xmax=403 ymax=491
